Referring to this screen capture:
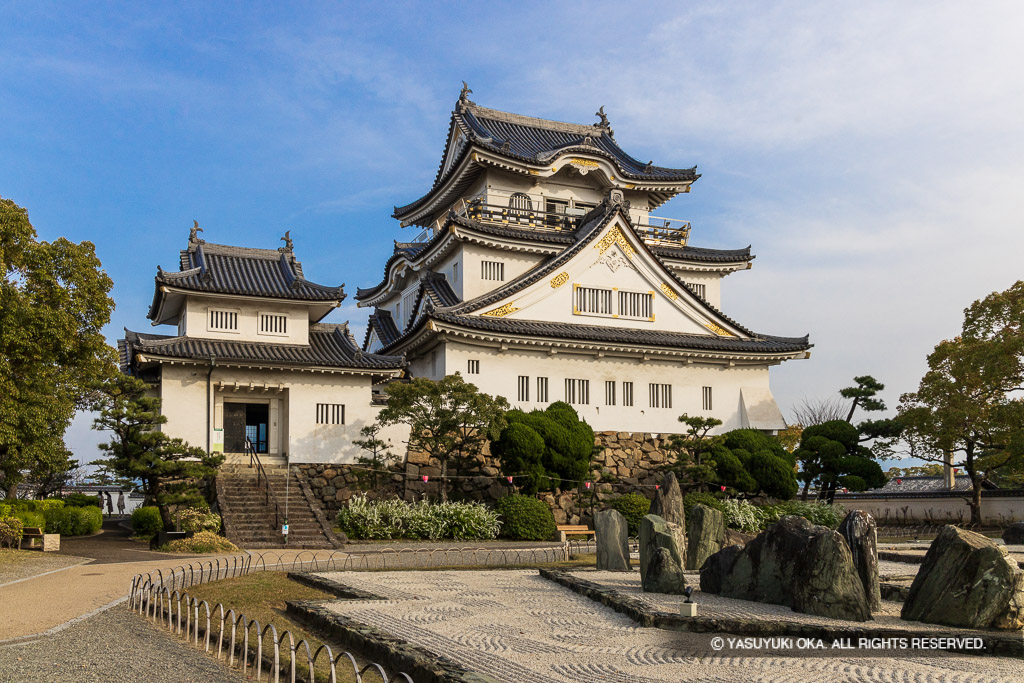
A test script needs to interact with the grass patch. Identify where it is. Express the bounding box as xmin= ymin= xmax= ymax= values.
xmin=184 ymin=572 xmax=384 ymax=682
